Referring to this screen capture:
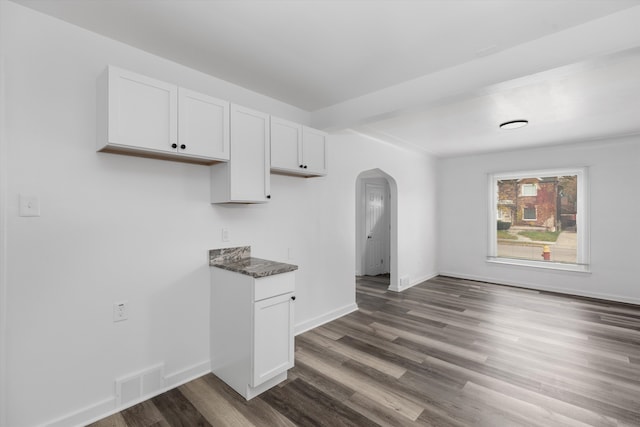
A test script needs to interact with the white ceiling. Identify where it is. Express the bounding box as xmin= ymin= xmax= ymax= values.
xmin=355 ymin=49 xmax=640 ymax=156
xmin=12 ymin=0 xmax=640 ymax=157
